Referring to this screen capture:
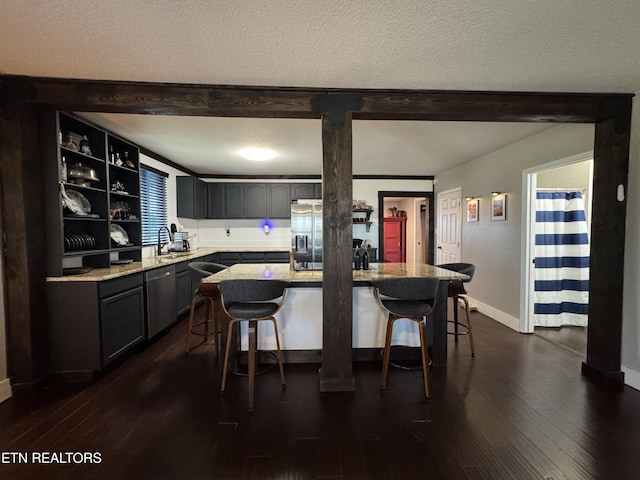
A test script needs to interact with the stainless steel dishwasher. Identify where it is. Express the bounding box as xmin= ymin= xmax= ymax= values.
xmin=145 ymin=265 xmax=177 ymax=338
